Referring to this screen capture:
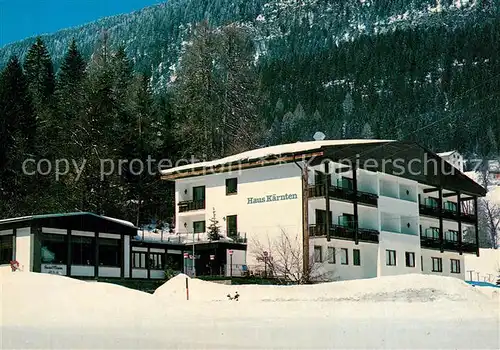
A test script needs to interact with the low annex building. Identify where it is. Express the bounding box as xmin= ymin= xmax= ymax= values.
xmin=0 ymin=212 xmax=247 ymax=279
xmin=161 ymin=140 xmax=486 ymax=281
xmin=0 ymin=212 xmax=136 ymax=278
